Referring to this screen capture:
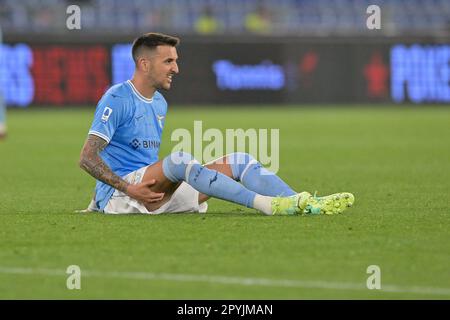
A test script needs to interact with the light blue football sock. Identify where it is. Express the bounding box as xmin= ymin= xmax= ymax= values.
xmin=162 ymin=152 xmax=256 ymax=208
xmin=228 ymin=152 xmax=296 ymax=197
